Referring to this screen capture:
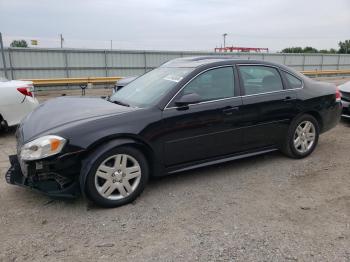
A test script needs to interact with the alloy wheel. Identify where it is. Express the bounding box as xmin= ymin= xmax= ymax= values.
xmin=293 ymin=120 xmax=316 ymax=154
xmin=94 ymin=154 xmax=141 ymax=200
